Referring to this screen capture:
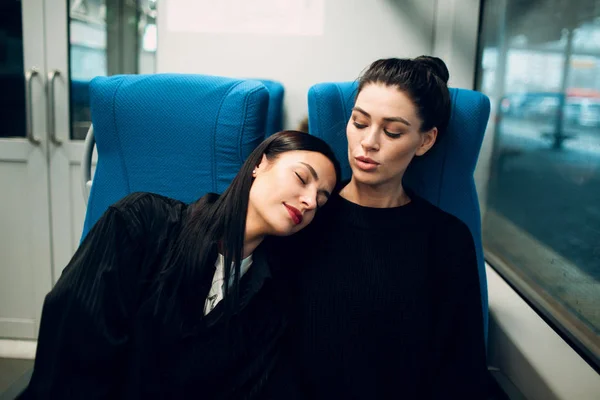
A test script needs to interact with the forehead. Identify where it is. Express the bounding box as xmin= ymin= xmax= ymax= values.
xmin=355 ymin=83 xmax=418 ymax=121
xmin=275 ymin=150 xmax=336 ymax=185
